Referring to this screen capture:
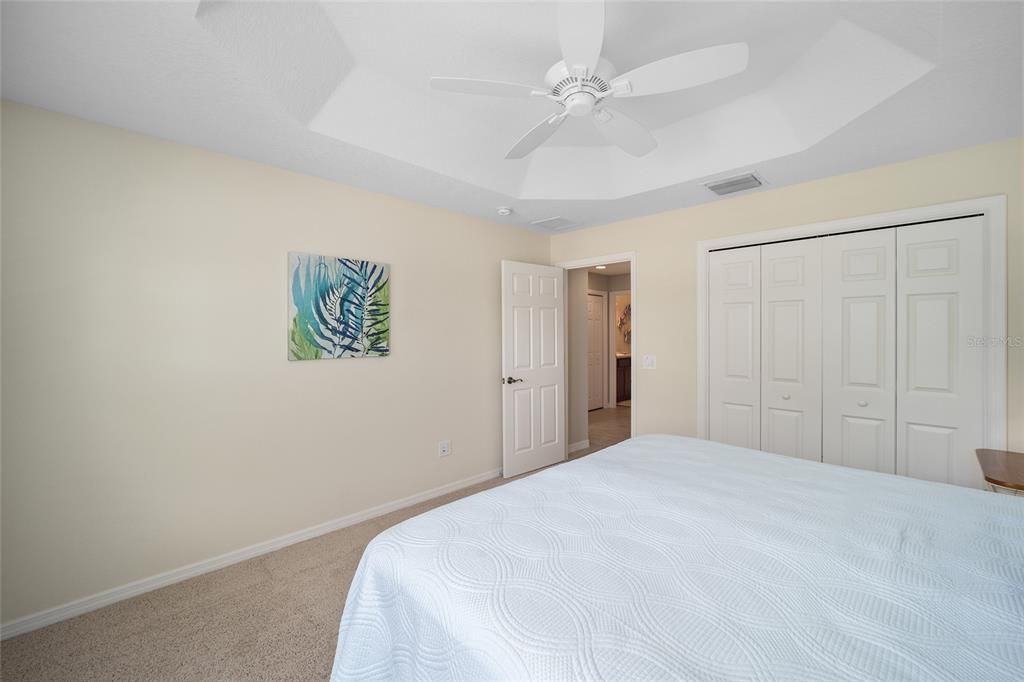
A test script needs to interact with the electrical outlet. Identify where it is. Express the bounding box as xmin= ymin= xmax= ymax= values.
xmin=438 ymin=440 xmax=452 ymax=457
xmin=642 ymin=354 xmax=657 ymax=369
